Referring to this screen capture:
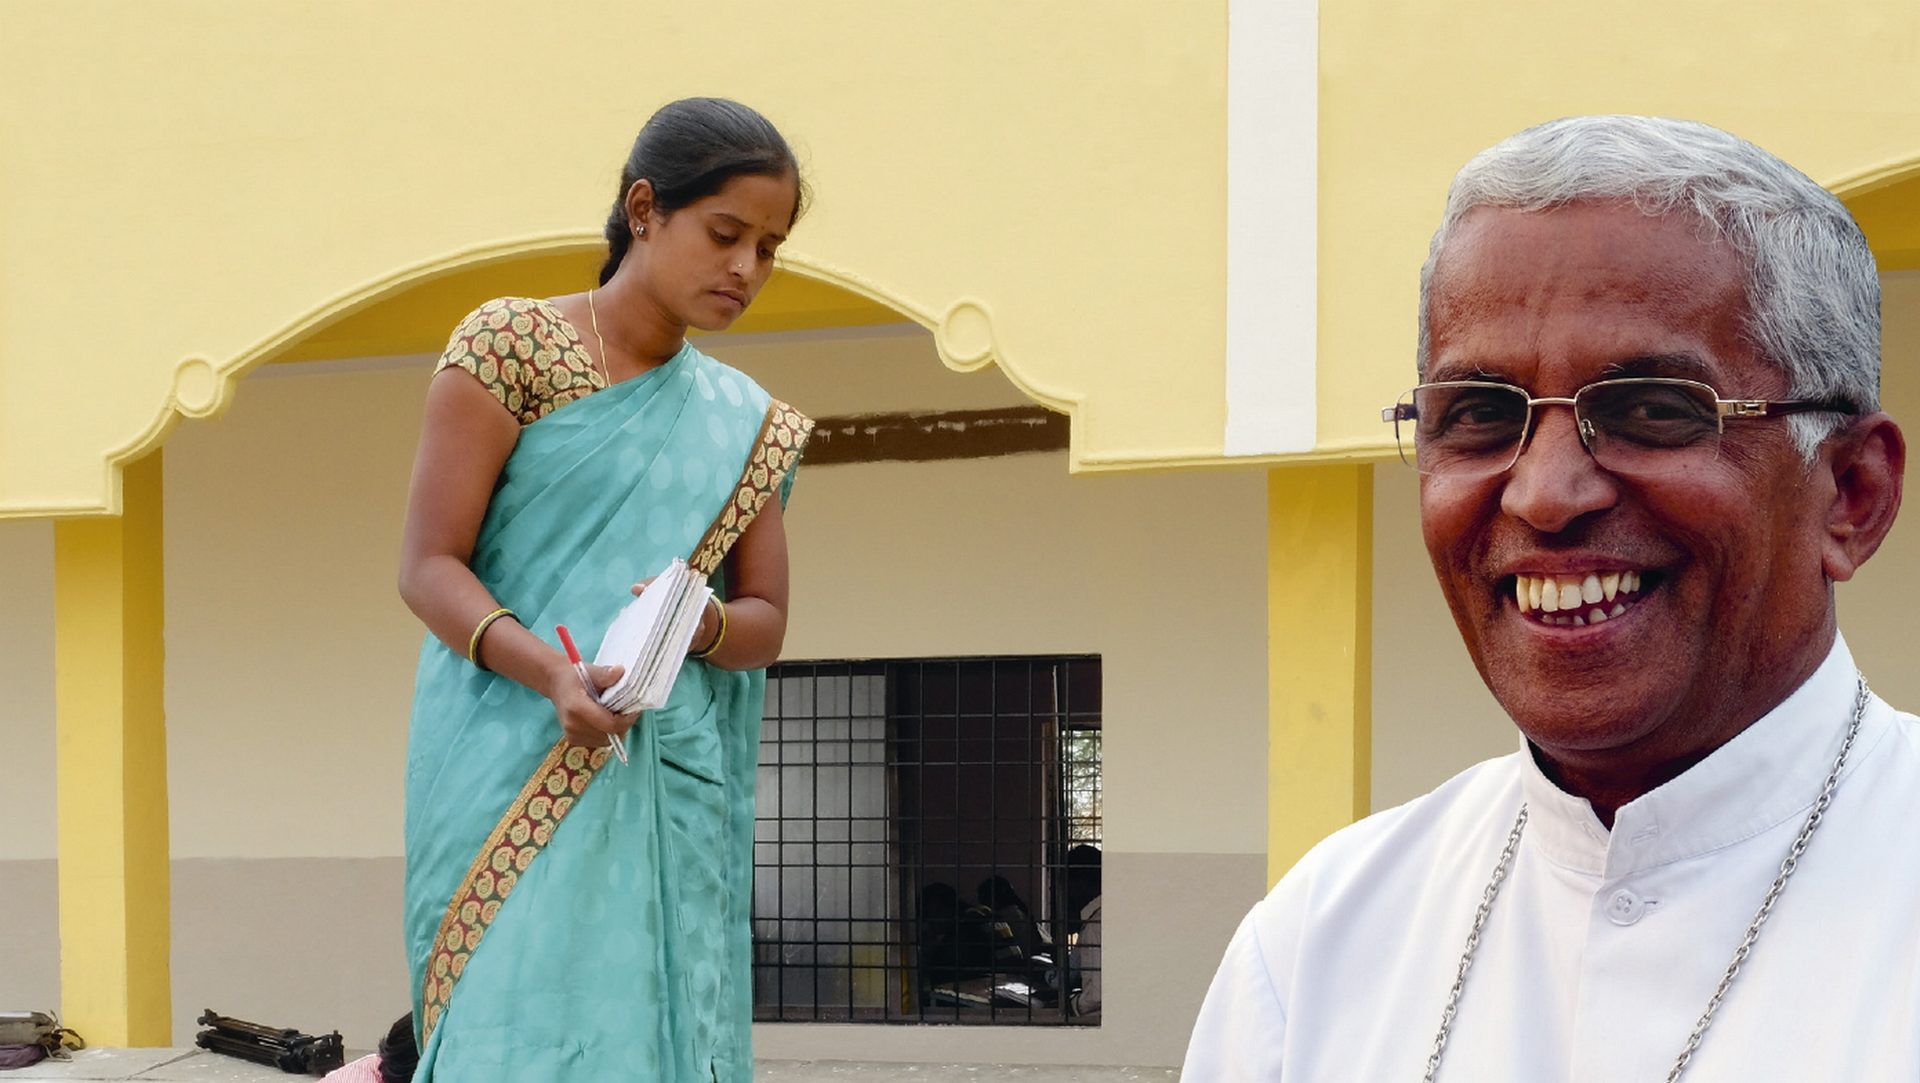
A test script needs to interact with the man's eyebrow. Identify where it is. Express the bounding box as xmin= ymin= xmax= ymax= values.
xmin=1426 ymin=363 xmax=1518 ymax=384
xmin=1597 ymin=353 xmax=1714 ymax=380
xmin=1425 ymin=353 xmax=1715 ymax=385
xmin=712 ymin=211 xmax=786 ymax=243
